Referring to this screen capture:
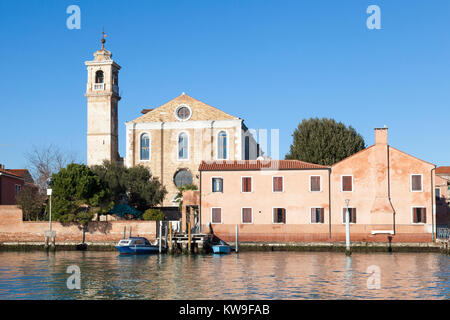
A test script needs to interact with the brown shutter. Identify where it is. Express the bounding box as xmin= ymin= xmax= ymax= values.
xmin=351 ymin=208 xmax=356 ymax=223
xmin=247 ymin=178 xmax=252 ymax=192
xmin=320 ymin=208 xmax=324 ymax=223
xmin=342 ymin=176 xmax=352 ymax=191
xmin=311 ymin=176 xmax=320 ymax=191
xmin=212 ymin=208 xmax=221 ymax=223
xmin=422 ymin=208 xmax=426 ymax=223
xmin=413 ymin=208 xmax=418 ymax=223
xmin=412 ymin=175 xmax=422 ymax=191
xmin=273 ymin=208 xmax=277 ymax=223
xmin=273 ymin=177 xmax=283 ymax=192
xmin=282 ymin=208 xmax=286 ymax=223
xmin=311 ymin=208 xmax=315 ymax=223
xmin=342 ymin=208 xmax=346 ymax=223
xmin=242 ymin=208 xmax=252 ymax=223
